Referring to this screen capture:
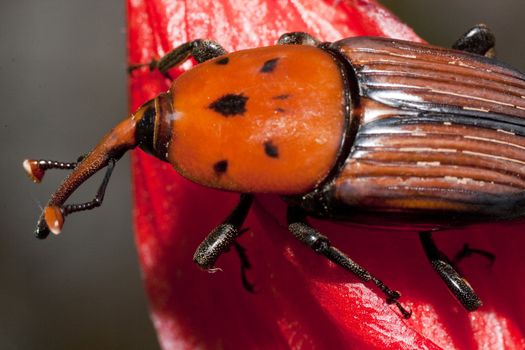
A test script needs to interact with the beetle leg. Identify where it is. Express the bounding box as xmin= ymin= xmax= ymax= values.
xmin=277 ymin=32 xmax=320 ymax=46
xmin=452 ymin=24 xmax=496 ymax=58
xmin=193 ymin=194 xmax=255 ymax=292
xmin=23 ymin=155 xmax=85 ymax=183
xmin=287 ymin=207 xmax=412 ymax=319
xmin=453 ymin=243 xmax=496 ymax=266
xmin=128 ymin=39 xmax=227 ymax=78
xmin=232 ymin=236 xmax=256 ymax=293
xmin=419 ymin=231 xmax=482 ymax=311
